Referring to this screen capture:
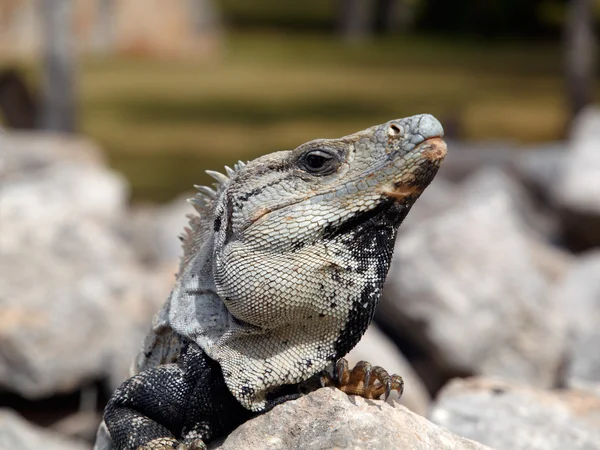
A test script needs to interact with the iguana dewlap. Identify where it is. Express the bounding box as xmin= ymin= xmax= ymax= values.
xmin=97 ymin=114 xmax=447 ymax=450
